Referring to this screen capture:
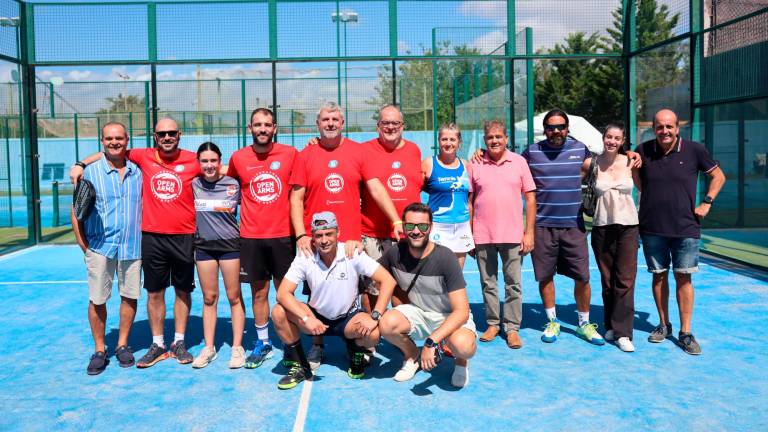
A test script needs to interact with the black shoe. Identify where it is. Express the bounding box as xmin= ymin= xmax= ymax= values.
xmin=347 ymin=351 xmax=366 ymax=379
xmin=678 ymin=332 xmax=702 ymax=355
xmin=115 ymin=345 xmax=135 ymax=368
xmin=170 ymin=340 xmax=193 ymax=364
xmin=278 ymin=364 xmax=312 ymax=390
xmin=648 ymin=323 xmax=672 ymax=343
xmin=87 ymin=351 xmax=109 ymax=375
xmin=136 ymin=343 xmax=169 ymax=368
